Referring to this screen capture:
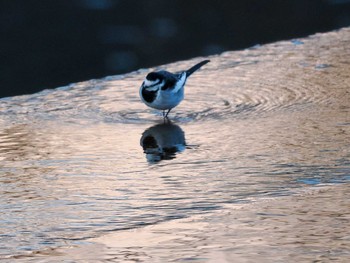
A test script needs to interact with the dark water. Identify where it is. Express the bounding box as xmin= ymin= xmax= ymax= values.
xmin=0 ymin=28 xmax=349 ymax=262
xmin=2 ymin=0 xmax=350 ymax=98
